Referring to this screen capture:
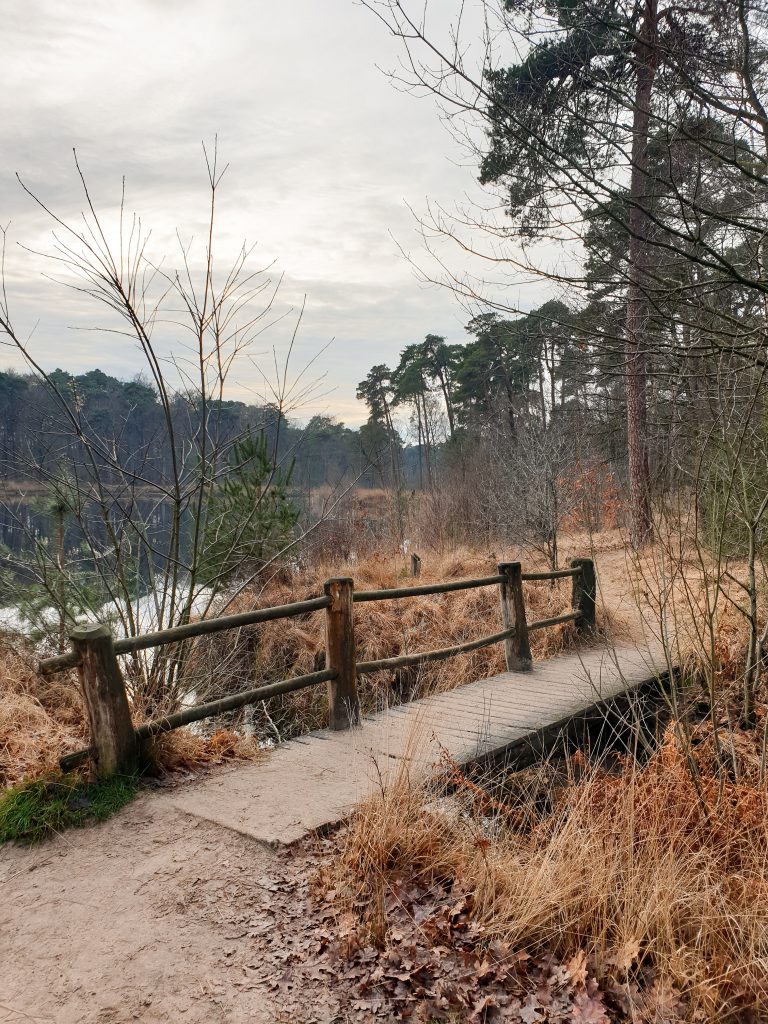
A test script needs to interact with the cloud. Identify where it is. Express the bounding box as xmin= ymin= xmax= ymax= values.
xmin=0 ymin=0 xmax=547 ymax=426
